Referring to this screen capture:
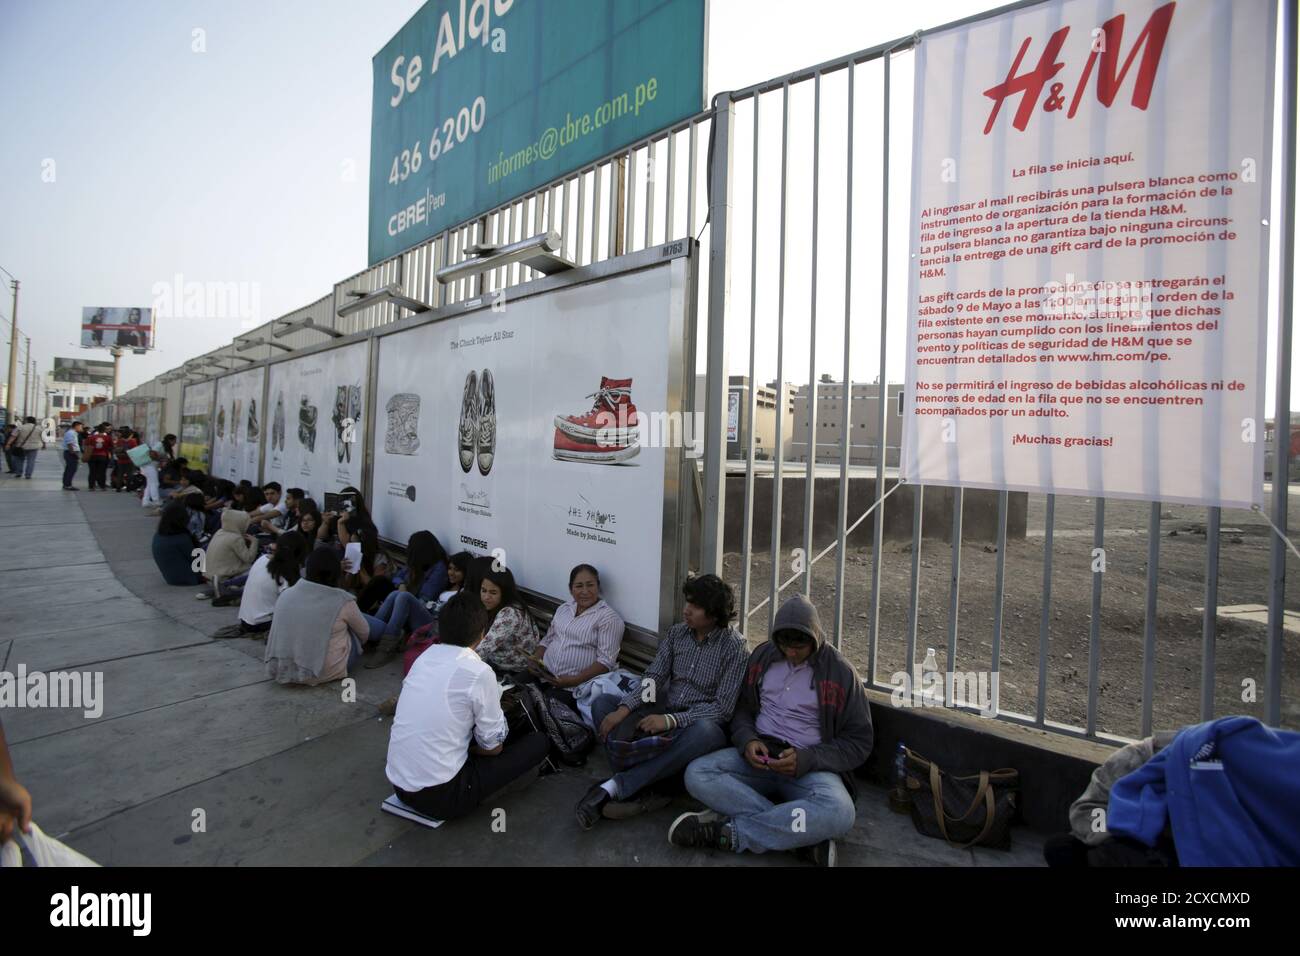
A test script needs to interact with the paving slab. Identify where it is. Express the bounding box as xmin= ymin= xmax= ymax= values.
xmin=6 ymin=616 xmax=210 ymax=671
xmin=11 ymin=679 xmax=375 ymax=834
xmin=0 ymin=563 xmax=113 ymax=590
xmin=8 ymin=594 xmax=163 ymax=636
xmin=1 ymin=578 xmax=135 ymax=607
xmin=63 ymin=718 xmax=408 ymax=866
xmin=2 ymin=642 xmax=270 ymax=745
